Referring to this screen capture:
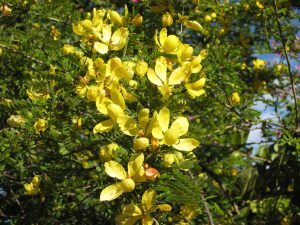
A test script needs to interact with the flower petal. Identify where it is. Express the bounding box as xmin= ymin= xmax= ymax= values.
xmin=158 ymin=107 xmax=170 ymax=132
xmin=100 ymin=24 xmax=112 ymax=43
xmin=128 ymin=153 xmax=144 ymax=178
xmin=168 ymin=67 xmax=186 ymax=85
xmin=186 ymin=89 xmax=205 ymax=99
xmin=138 ymin=108 xmax=150 ymax=132
xmin=107 ymin=103 xmax=124 ymax=122
xmin=93 ymin=119 xmax=114 ymax=133
xmin=96 ymin=96 xmax=112 ymax=115
xmin=110 ymin=27 xmax=129 ymax=50
xmin=146 ymin=111 xmax=159 ymax=137
xmin=164 ymin=129 xmax=178 ymax=145
xmin=159 ymin=28 xmax=168 ymax=46
xmin=147 ymin=68 xmax=163 ymax=86
xmin=100 ymin=183 xmax=123 ymax=201
xmin=94 ymin=42 xmax=109 ymax=54
xmin=104 ymin=161 xmax=127 ymax=179
xmin=184 ymin=20 xmax=203 ymax=31
xmin=169 ymin=117 xmax=189 ymax=137
xmin=110 ymin=87 xmax=126 ymax=110
xmin=118 ymin=115 xmax=139 ymax=136
xmin=157 ymin=204 xmax=172 ymax=212
xmin=142 ymin=216 xmax=154 ymax=225
xmin=142 ymin=188 xmax=156 ymax=212
xmin=155 ymin=60 xmax=167 ymax=83
xmin=162 ymin=35 xmax=179 ymax=53
xmin=173 ymin=138 xmax=200 ymax=151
